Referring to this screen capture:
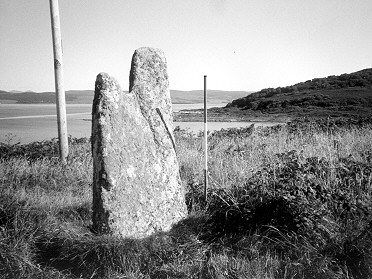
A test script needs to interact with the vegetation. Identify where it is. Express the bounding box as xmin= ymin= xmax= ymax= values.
xmin=224 ymin=68 xmax=372 ymax=119
xmin=1 ymin=118 xmax=372 ymax=278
